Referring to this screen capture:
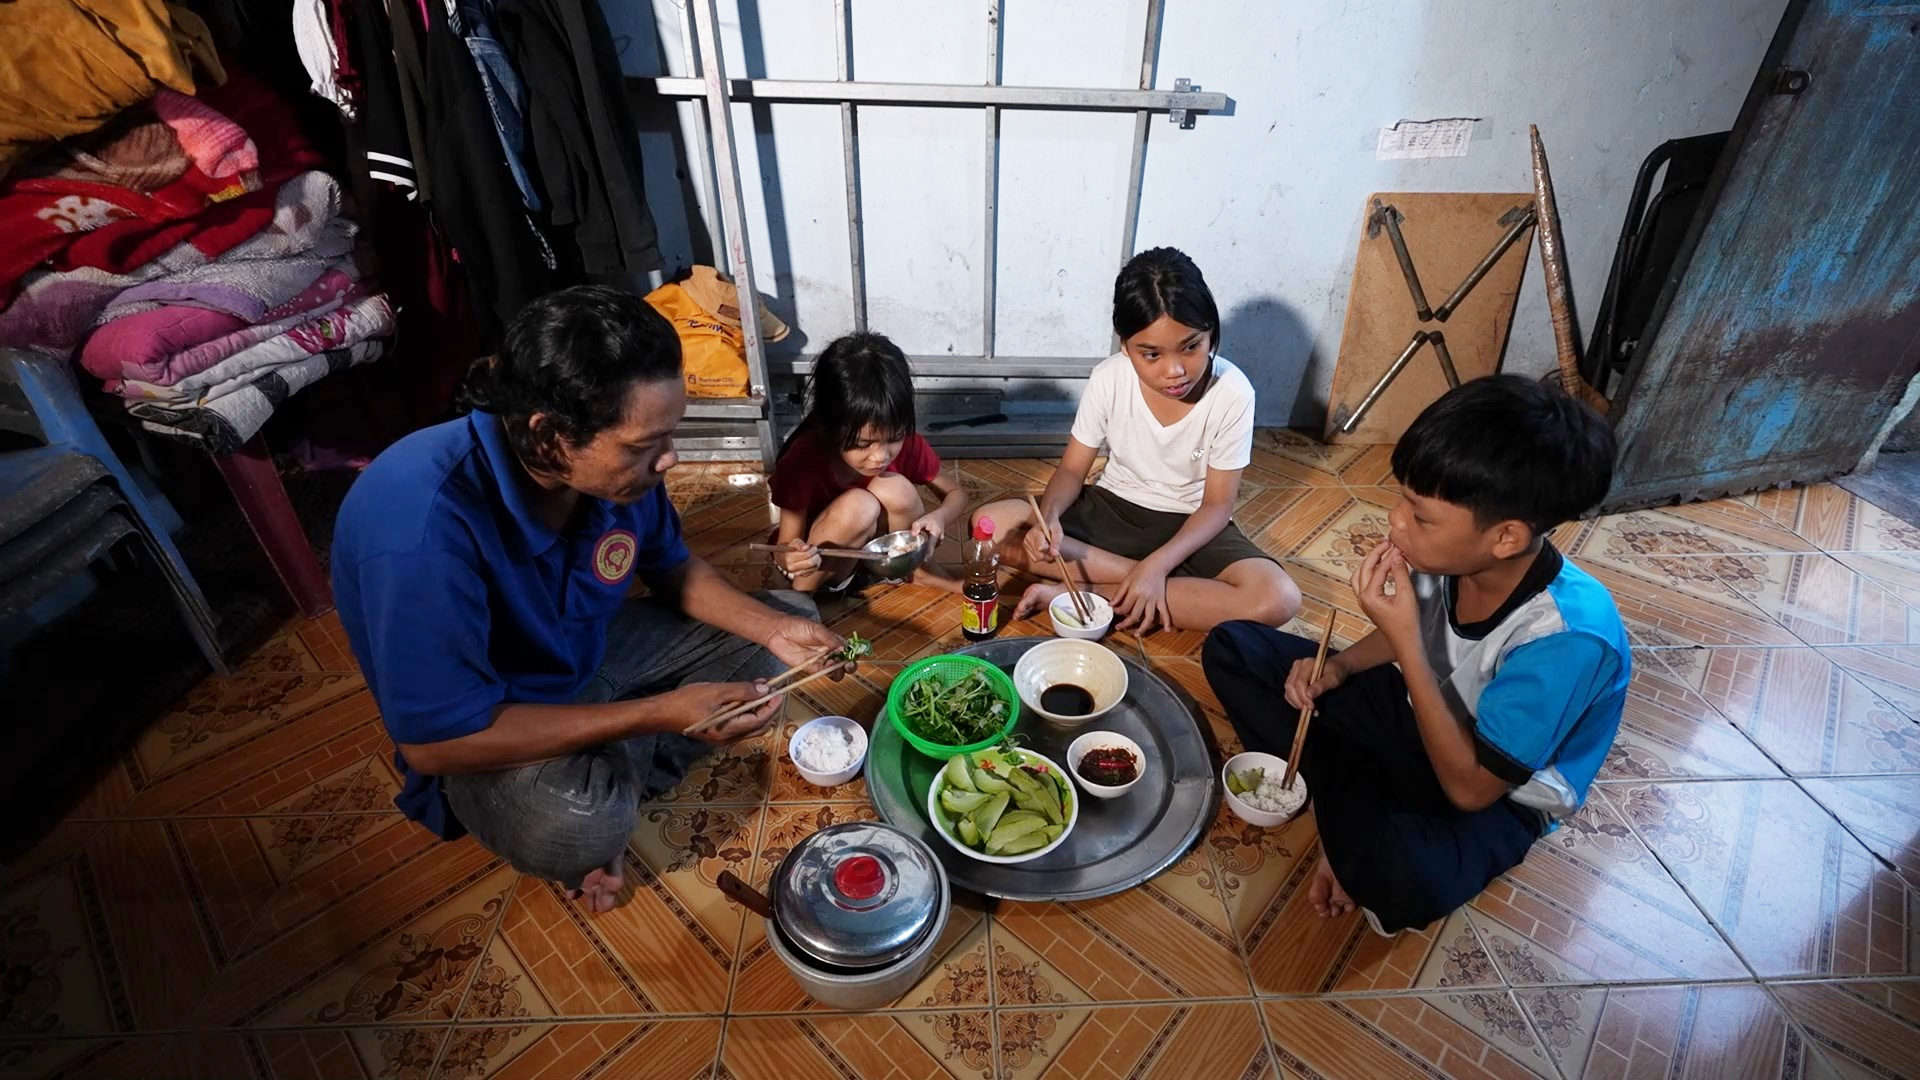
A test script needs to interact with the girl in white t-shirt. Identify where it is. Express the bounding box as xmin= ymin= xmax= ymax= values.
xmin=973 ymin=248 xmax=1300 ymax=634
